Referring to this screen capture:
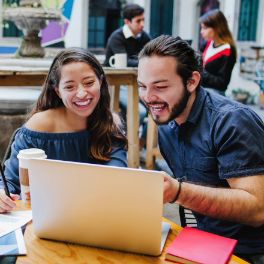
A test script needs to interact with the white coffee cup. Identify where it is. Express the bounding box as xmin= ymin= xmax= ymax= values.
xmin=17 ymin=148 xmax=47 ymax=203
xmin=109 ymin=53 xmax=127 ymax=68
